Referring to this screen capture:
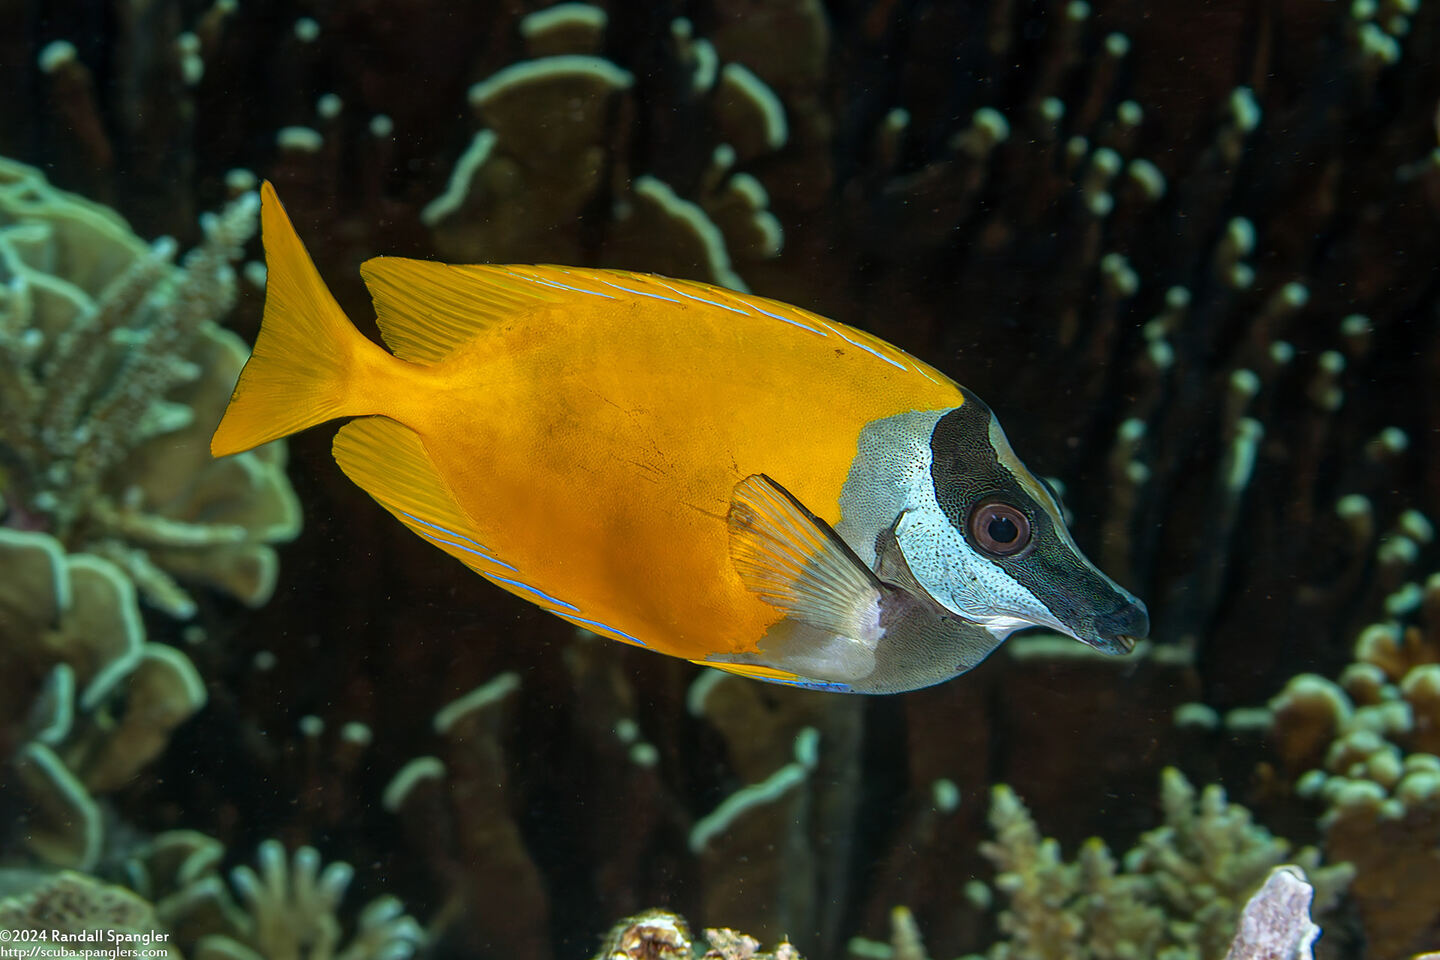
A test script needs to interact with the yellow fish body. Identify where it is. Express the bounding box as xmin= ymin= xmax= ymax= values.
xmin=213 ymin=184 xmax=1147 ymax=693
